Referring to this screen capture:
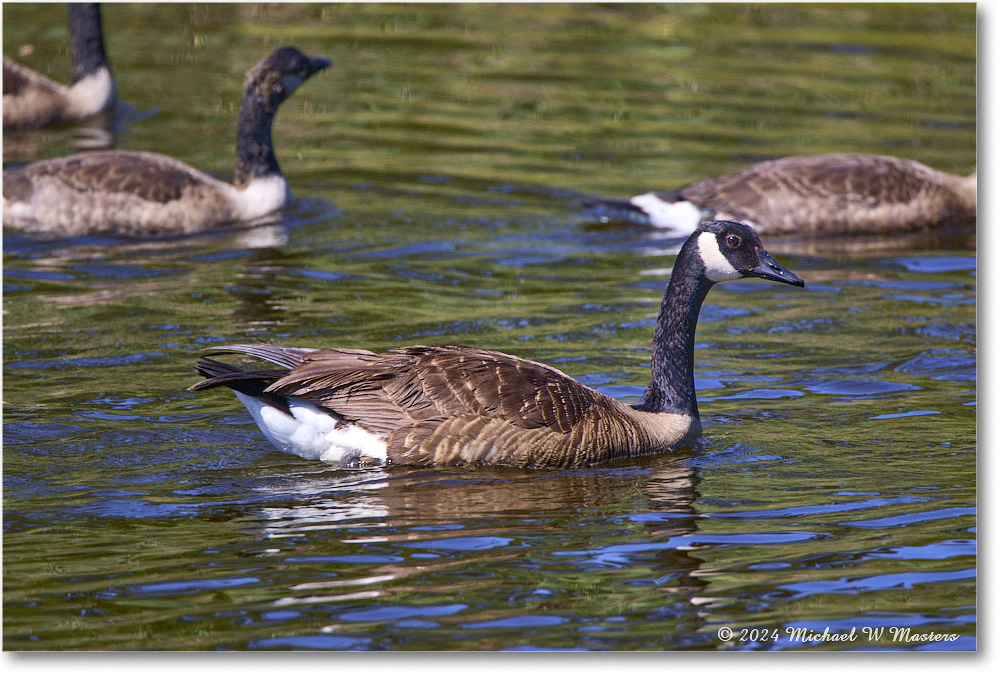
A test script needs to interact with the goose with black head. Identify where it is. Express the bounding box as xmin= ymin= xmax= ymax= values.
xmin=189 ymin=221 xmax=805 ymax=469
xmin=3 ymin=46 xmax=329 ymax=237
xmin=583 ymin=153 xmax=976 ymax=236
